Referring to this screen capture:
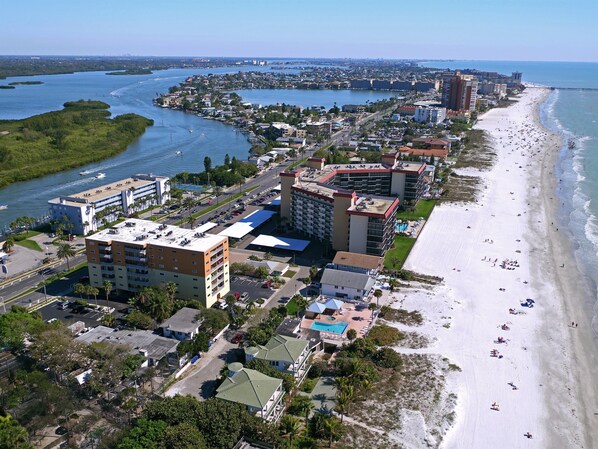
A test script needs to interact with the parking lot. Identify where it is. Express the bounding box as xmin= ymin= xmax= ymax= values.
xmin=38 ymin=300 xmax=106 ymax=328
xmin=229 ymin=276 xmax=272 ymax=302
